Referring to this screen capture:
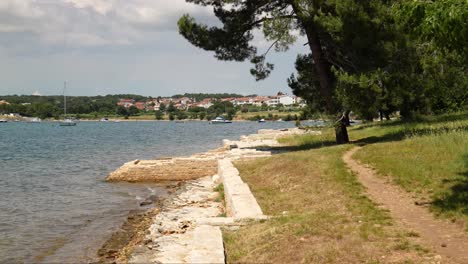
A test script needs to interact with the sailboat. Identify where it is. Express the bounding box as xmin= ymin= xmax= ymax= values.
xmin=60 ymin=81 xmax=77 ymax=126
